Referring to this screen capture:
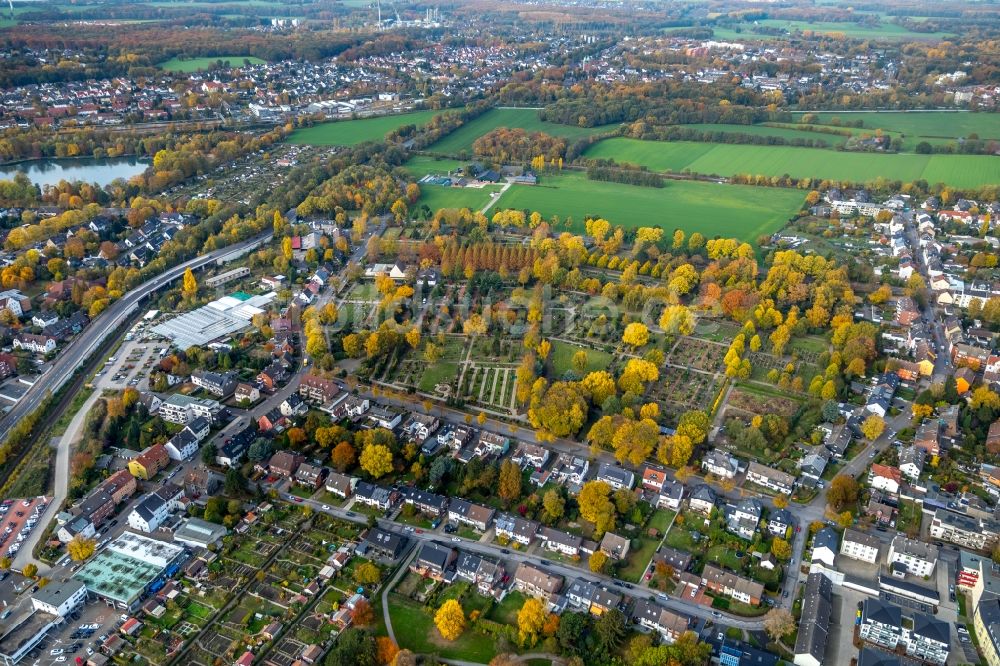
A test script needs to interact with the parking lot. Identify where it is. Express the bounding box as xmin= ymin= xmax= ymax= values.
xmin=16 ymin=596 xmax=130 ymax=666
xmin=0 ymin=496 xmax=49 ymax=560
